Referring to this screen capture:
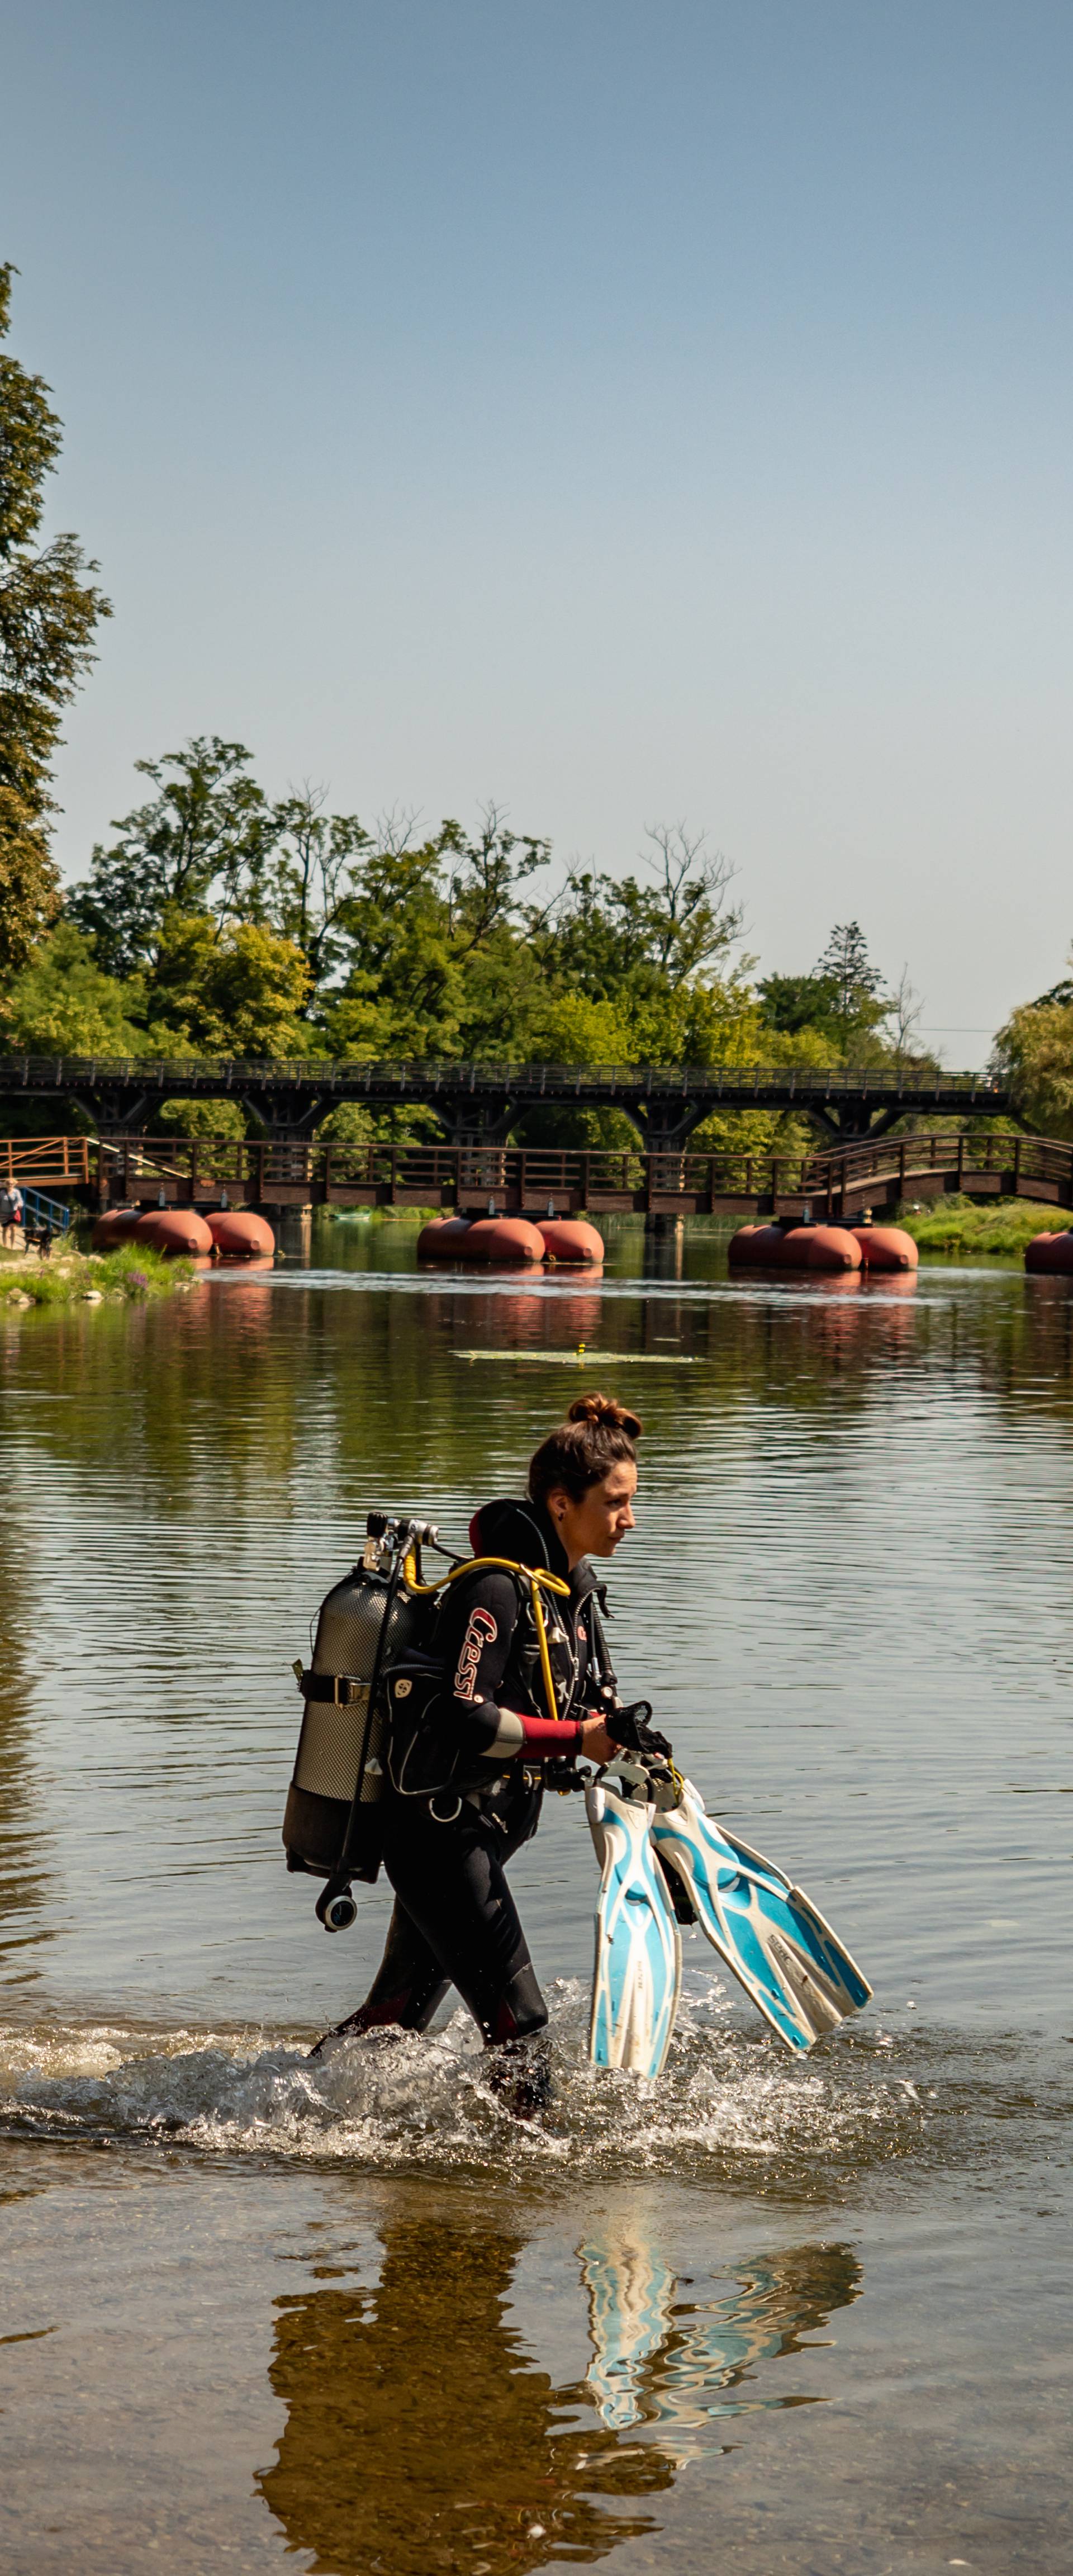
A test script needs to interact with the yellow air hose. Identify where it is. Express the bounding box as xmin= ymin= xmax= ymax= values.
xmin=402 ymin=1551 xmax=571 ymax=1725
